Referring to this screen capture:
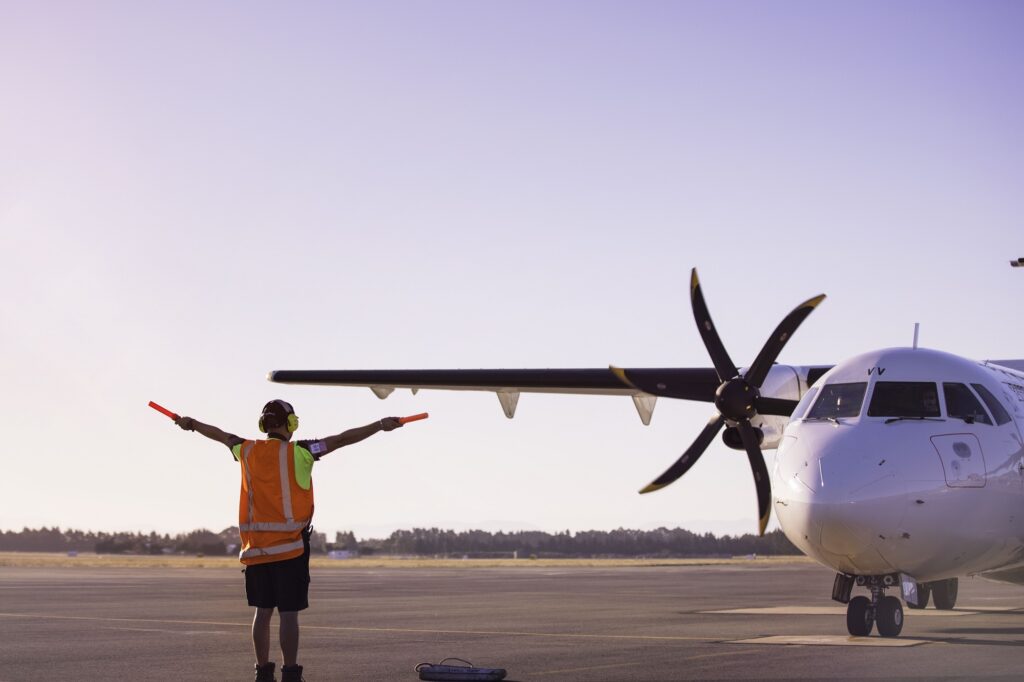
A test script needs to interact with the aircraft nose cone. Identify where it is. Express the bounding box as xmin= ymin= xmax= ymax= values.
xmin=775 ymin=431 xmax=909 ymax=574
xmin=817 ymin=504 xmax=875 ymax=556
